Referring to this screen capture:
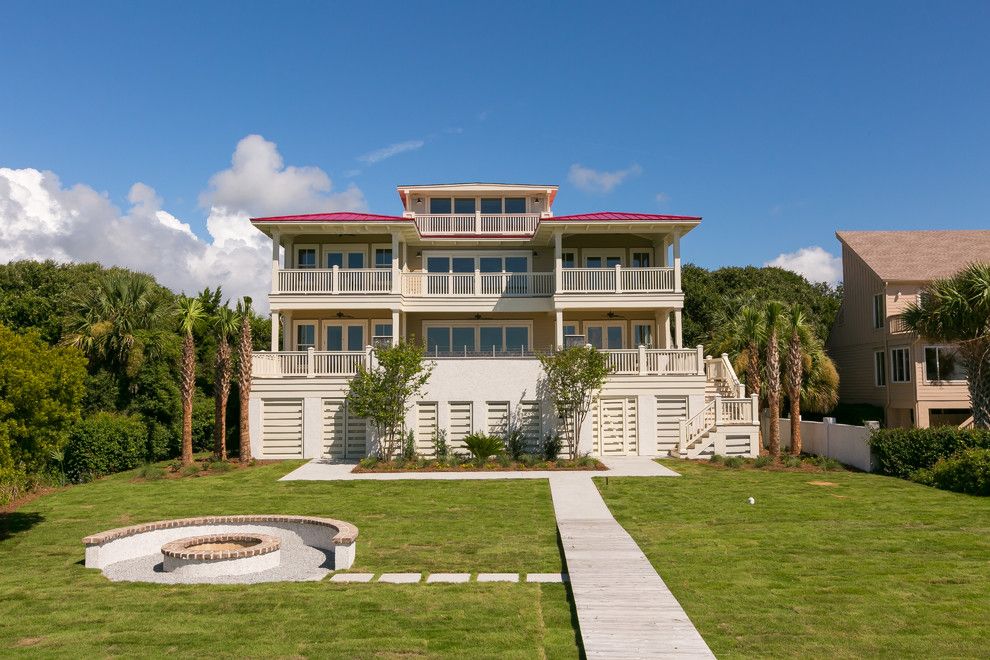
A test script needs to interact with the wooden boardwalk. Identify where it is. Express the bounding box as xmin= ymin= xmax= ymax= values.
xmin=550 ymin=474 xmax=715 ymax=659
